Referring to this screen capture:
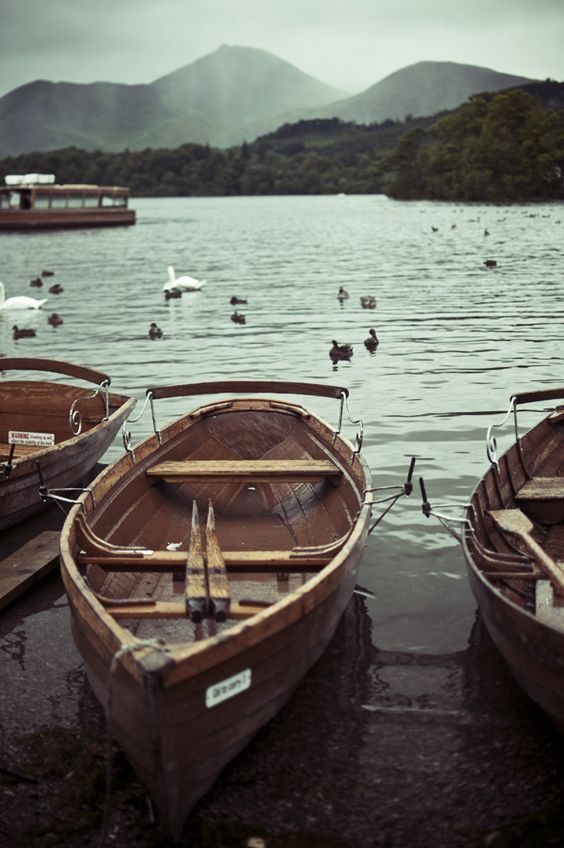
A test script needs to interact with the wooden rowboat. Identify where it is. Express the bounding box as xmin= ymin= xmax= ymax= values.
xmin=59 ymin=380 xmax=414 ymax=839
xmin=459 ymin=388 xmax=564 ymax=731
xmin=0 ymin=357 xmax=135 ymax=531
